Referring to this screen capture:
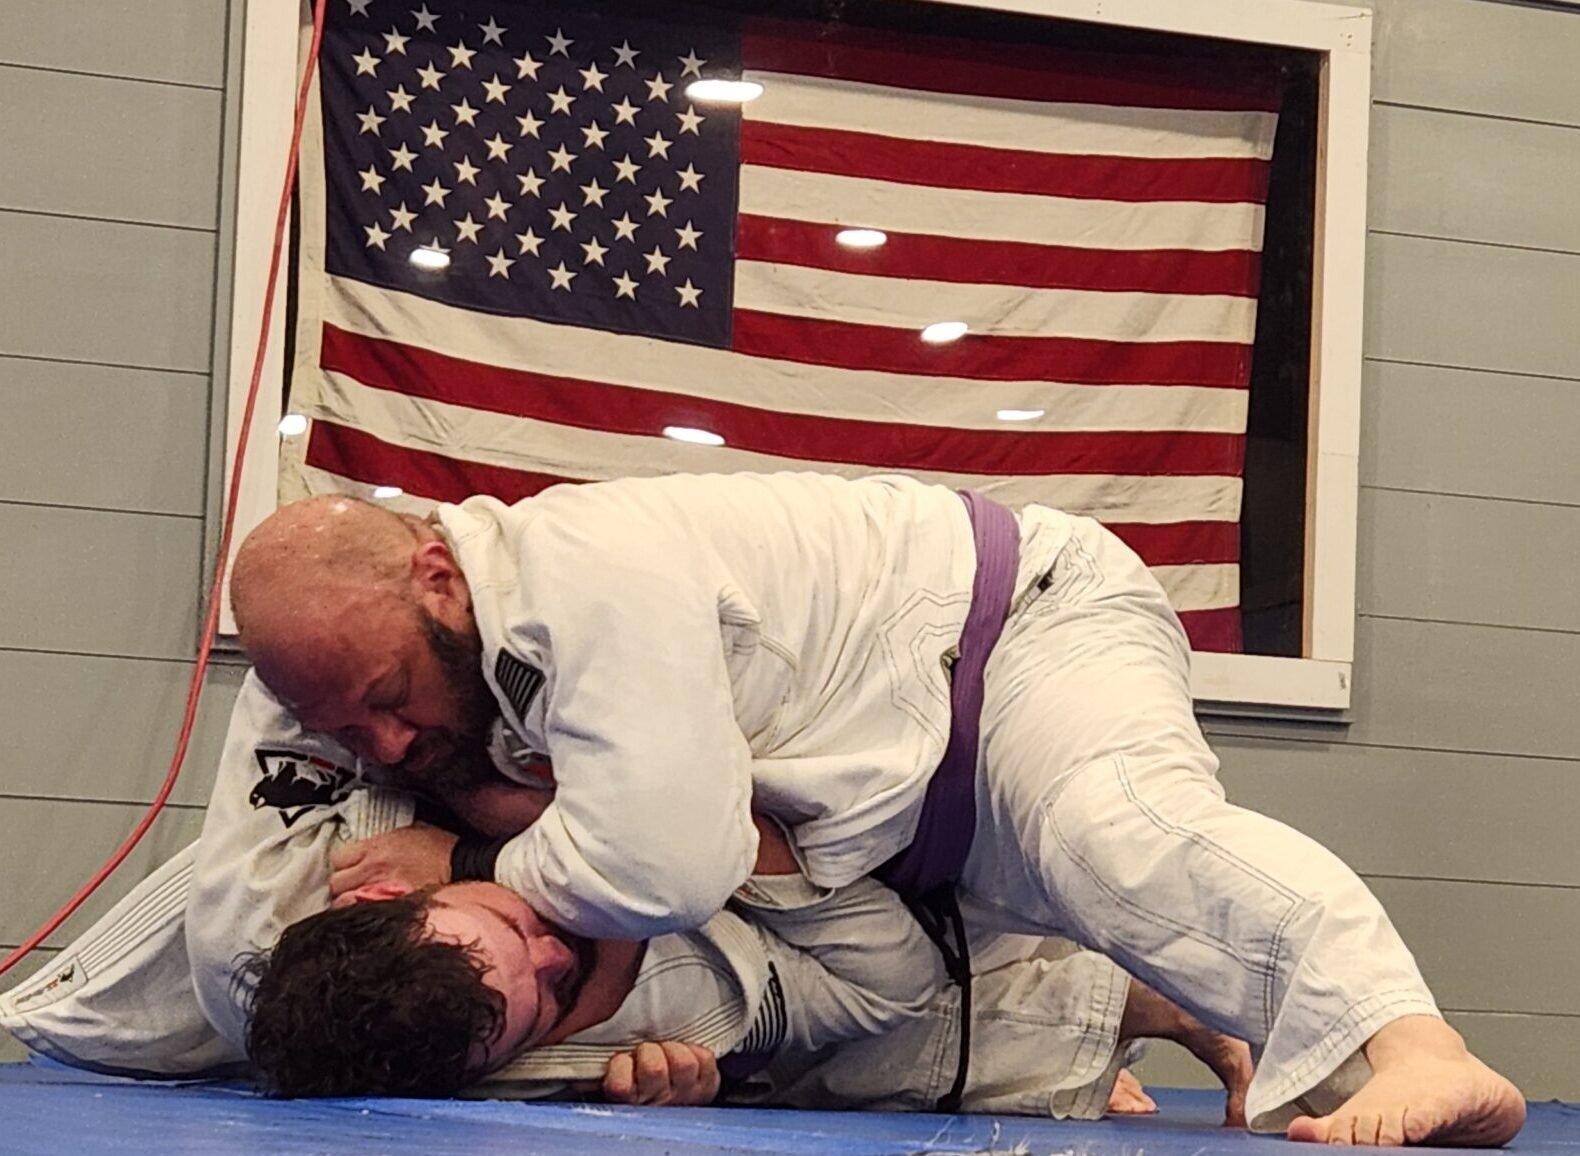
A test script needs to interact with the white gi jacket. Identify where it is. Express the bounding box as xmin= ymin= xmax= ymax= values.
xmin=429 ymin=472 xmax=1065 ymax=938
